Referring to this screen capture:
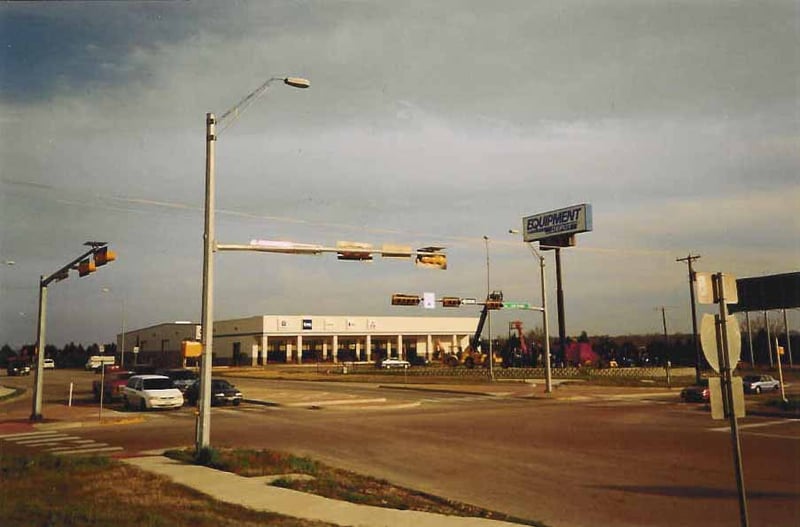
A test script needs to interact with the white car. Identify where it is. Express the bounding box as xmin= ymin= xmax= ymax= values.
xmin=381 ymin=358 xmax=411 ymax=369
xmin=122 ymin=374 xmax=184 ymax=411
xmin=43 ymin=358 xmax=55 ymax=369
